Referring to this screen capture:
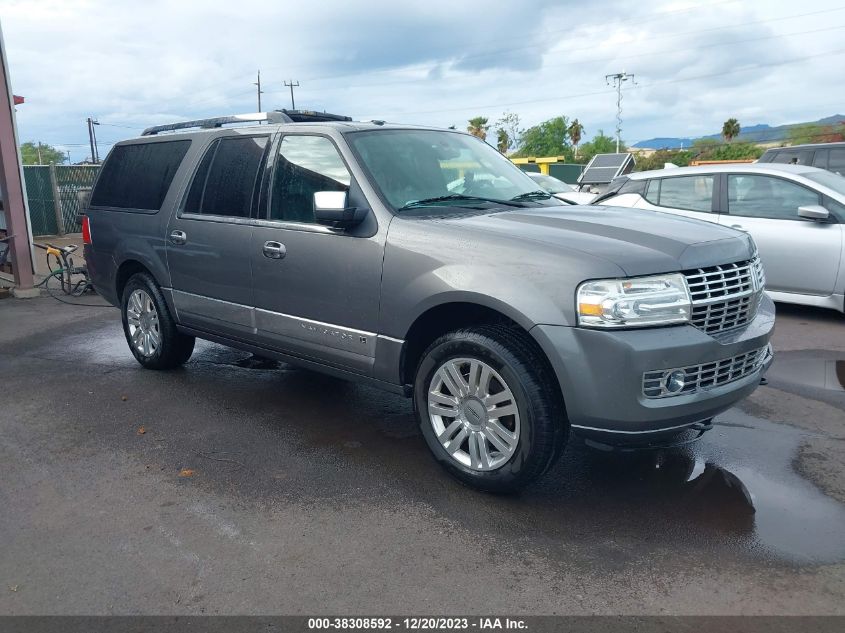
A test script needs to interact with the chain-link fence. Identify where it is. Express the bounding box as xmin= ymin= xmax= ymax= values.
xmin=22 ymin=166 xmax=58 ymax=236
xmin=22 ymin=164 xmax=100 ymax=236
